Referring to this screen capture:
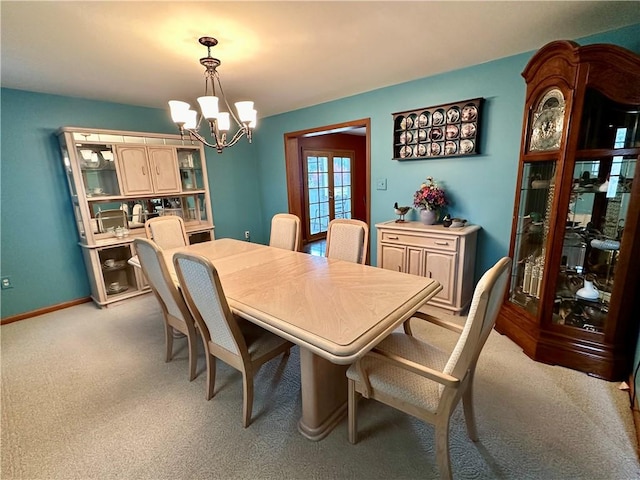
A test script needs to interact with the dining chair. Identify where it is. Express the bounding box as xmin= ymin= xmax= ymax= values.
xmin=325 ymin=218 xmax=369 ymax=264
xmin=173 ymin=252 xmax=294 ymax=428
xmin=346 ymin=257 xmax=512 ymax=480
xmin=269 ymin=213 xmax=302 ymax=251
xmin=133 ymin=238 xmax=199 ymax=381
xmin=144 ymin=216 xmax=189 ymax=250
